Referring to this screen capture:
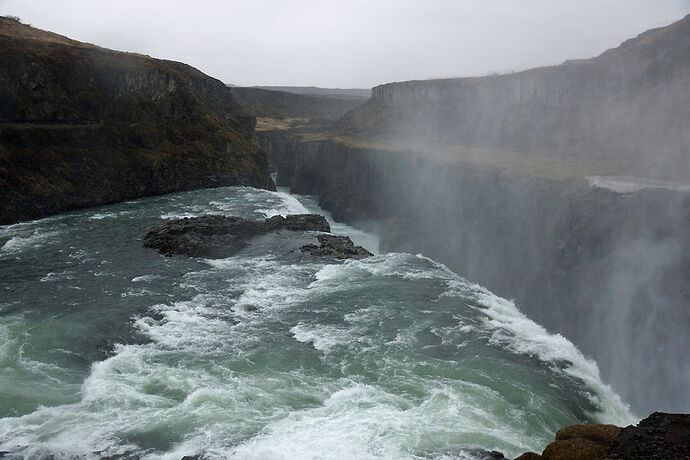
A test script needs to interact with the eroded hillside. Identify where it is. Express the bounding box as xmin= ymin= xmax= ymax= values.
xmin=0 ymin=17 xmax=274 ymax=224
